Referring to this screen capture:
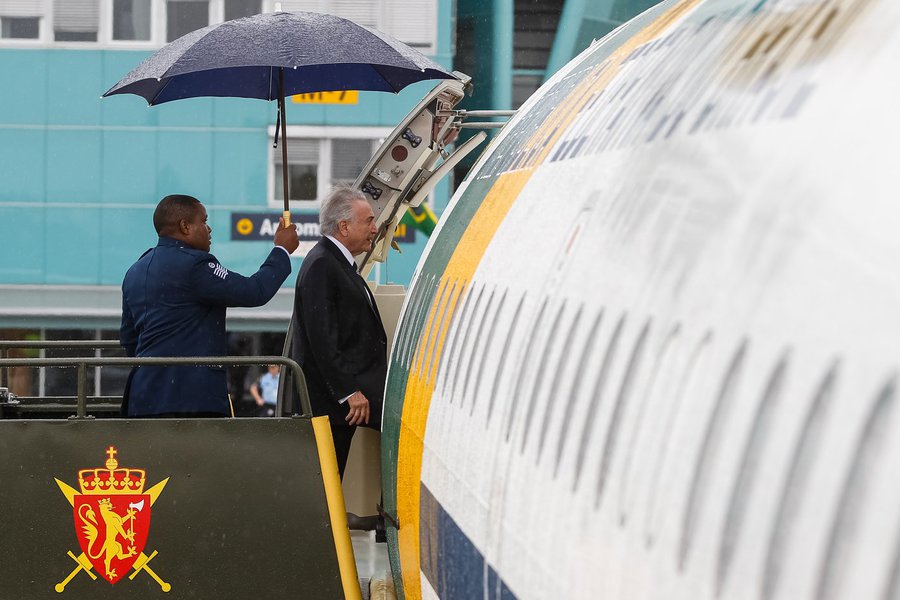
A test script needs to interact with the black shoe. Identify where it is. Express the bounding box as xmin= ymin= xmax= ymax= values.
xmin=346 ymin=512 xmax=379 ymax=531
